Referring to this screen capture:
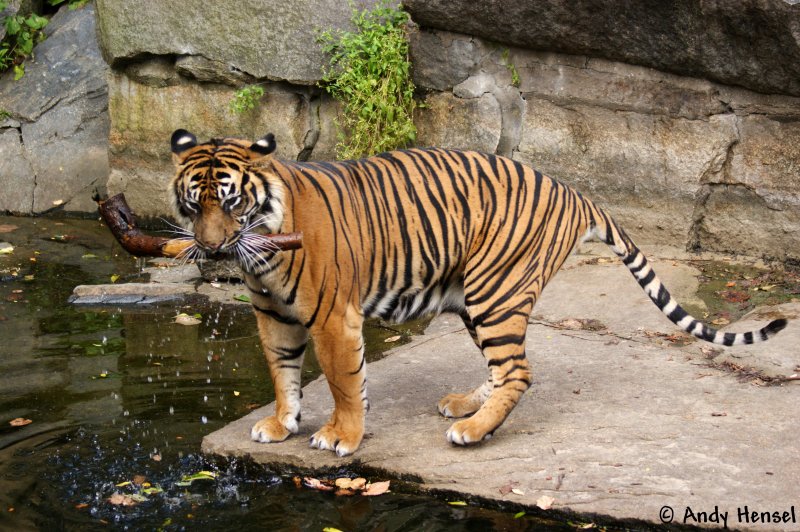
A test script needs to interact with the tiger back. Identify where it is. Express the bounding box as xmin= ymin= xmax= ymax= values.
xmin=169 ymin=129 xmax=787 ymax=456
